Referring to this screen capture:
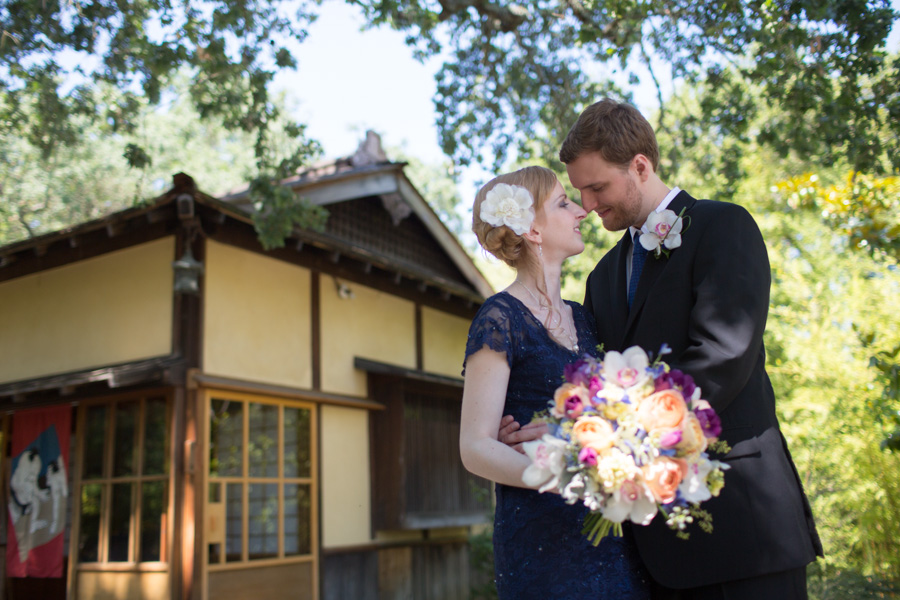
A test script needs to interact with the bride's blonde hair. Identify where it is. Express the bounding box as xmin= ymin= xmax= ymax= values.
xmin=473 ymin=166 xmax=560 ymax=320
xmin=472 ymin=166 xmax=557 ymax=269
